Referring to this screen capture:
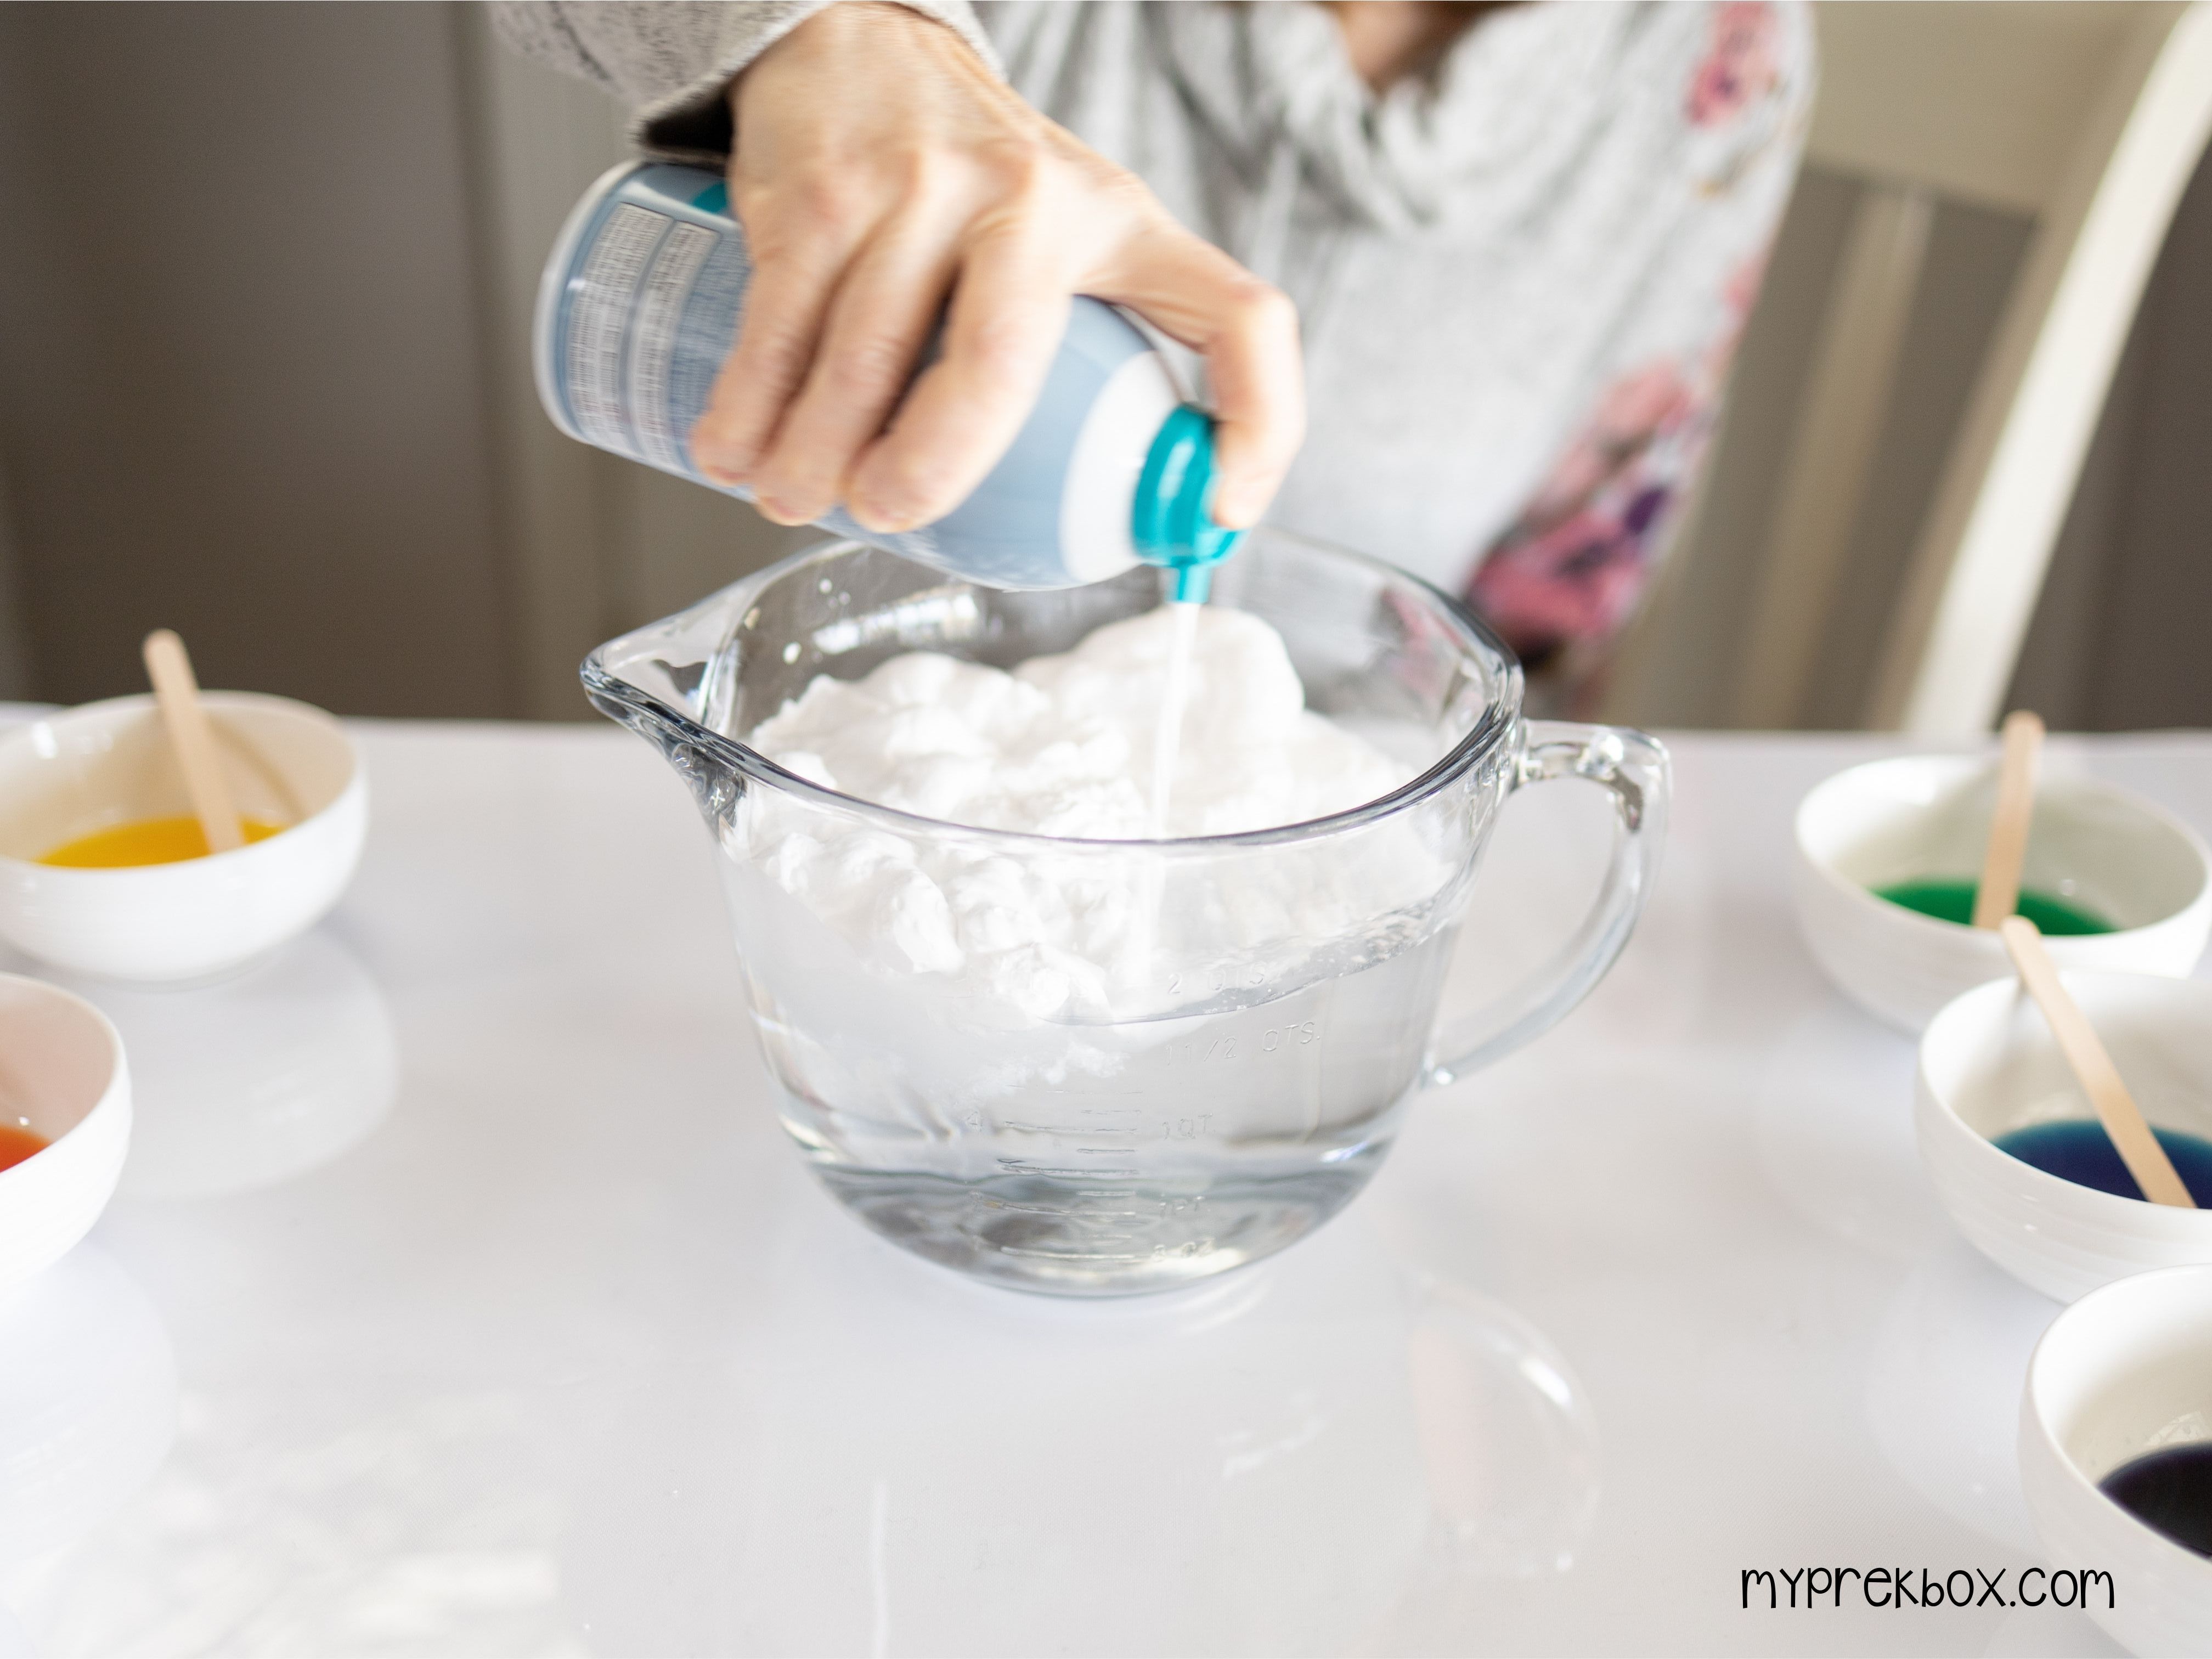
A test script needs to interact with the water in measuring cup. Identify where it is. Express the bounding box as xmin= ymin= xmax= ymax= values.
xmin=726 ymin=855 xmax=1462 ymax=1294
xmin=730 ymin=600 xmax=1461 ymax=1292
